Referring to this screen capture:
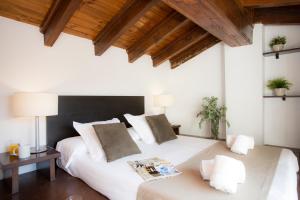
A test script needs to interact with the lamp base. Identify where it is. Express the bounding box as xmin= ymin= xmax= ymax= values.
xmin=30 ymin=145 xmax=47 ymax=154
